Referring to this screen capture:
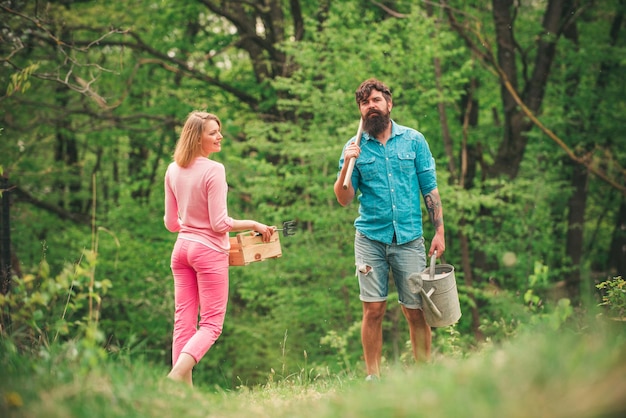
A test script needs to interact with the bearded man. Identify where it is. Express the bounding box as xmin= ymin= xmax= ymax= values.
xmin=333 ymin=78 xmax=446 ymax=380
